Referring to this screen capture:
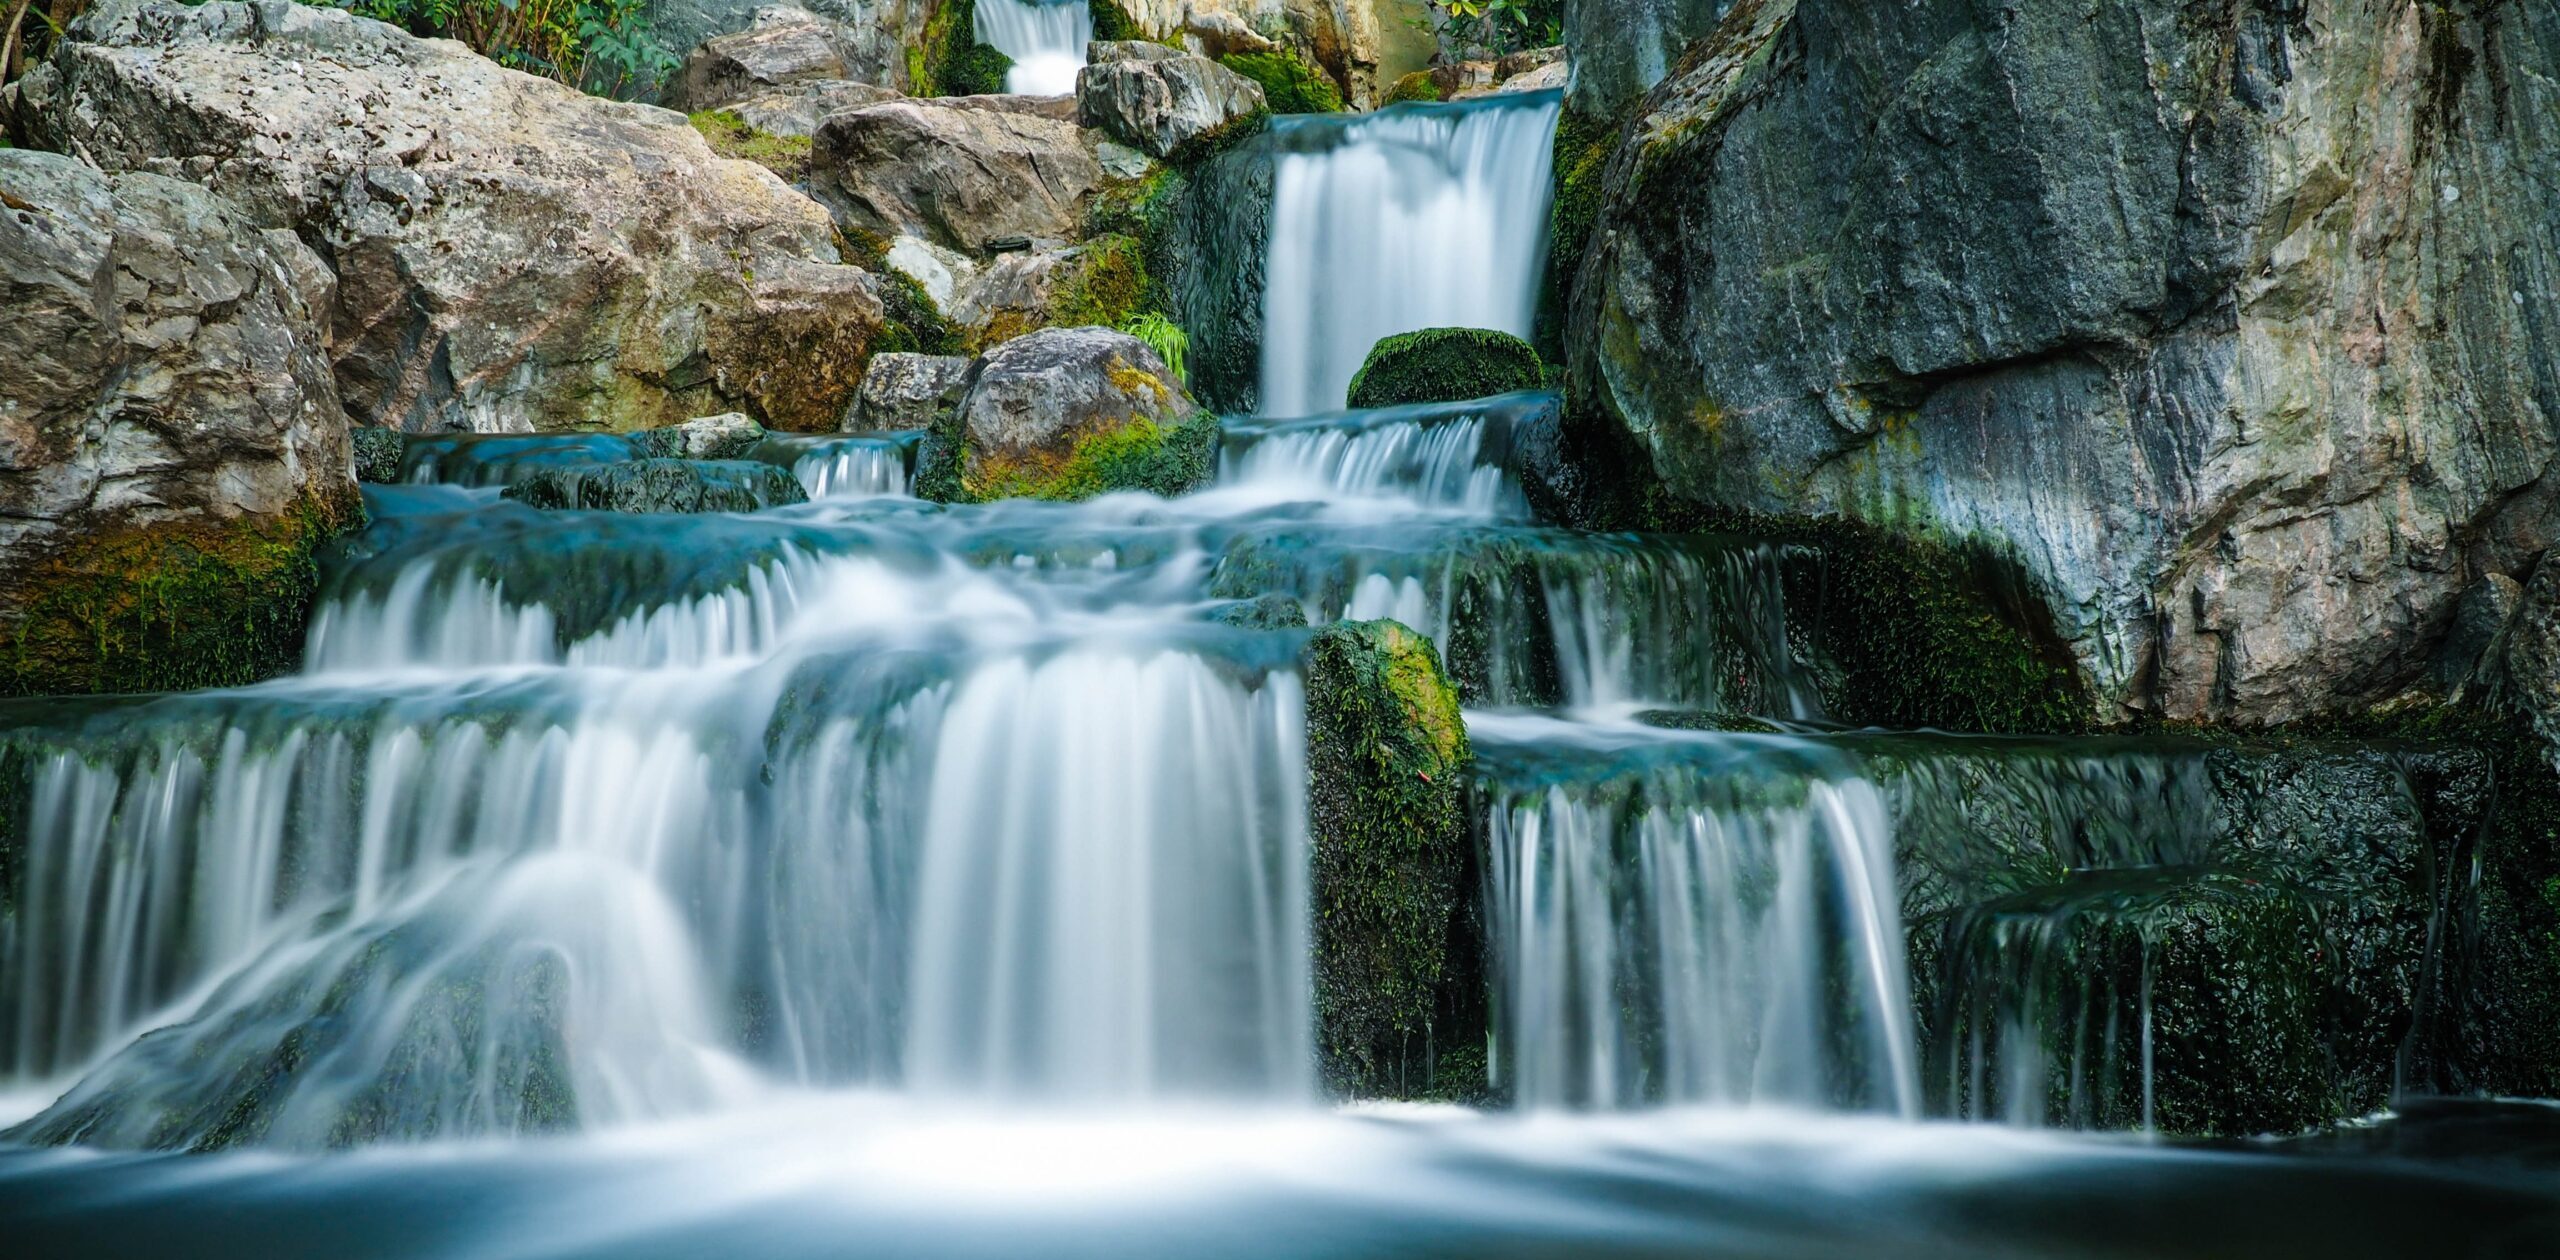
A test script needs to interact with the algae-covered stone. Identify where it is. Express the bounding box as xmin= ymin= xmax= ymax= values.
xmin=351 ymin=427 xmax=407 ymax=484
xmin=1346 ymin=328 xmax=1543 ymax=410
xmin=501 ymin=459 xmax=808 ymax=513
xmin=1305 ymin=618 xmax=1479 ymax=1100
xmin=920 ymin=326 xmax=1218 ymax=503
